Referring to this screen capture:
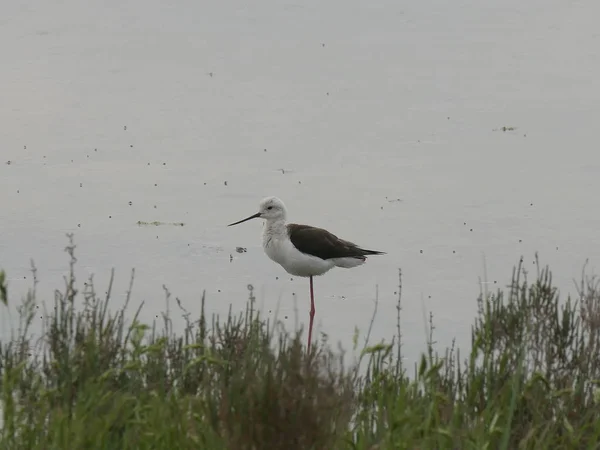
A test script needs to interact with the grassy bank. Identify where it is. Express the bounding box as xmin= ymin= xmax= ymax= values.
xmin=1 ymin=237 xmax=600 ymax=449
